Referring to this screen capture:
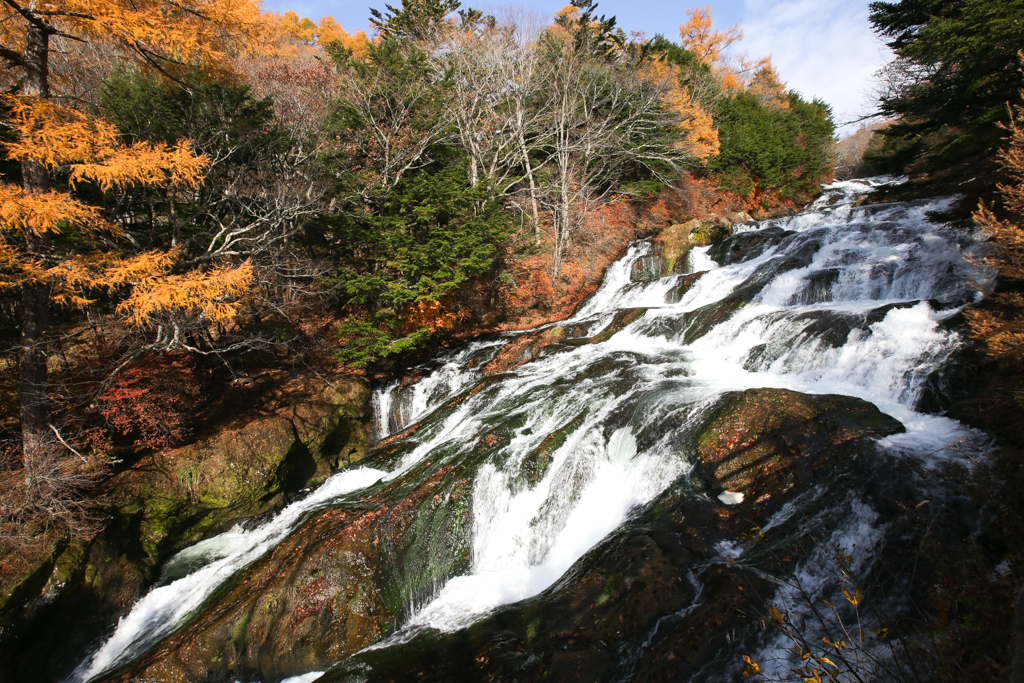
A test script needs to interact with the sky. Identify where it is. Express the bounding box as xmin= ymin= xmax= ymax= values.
xmin=259 ymin=0 xmax=894 ymax=135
